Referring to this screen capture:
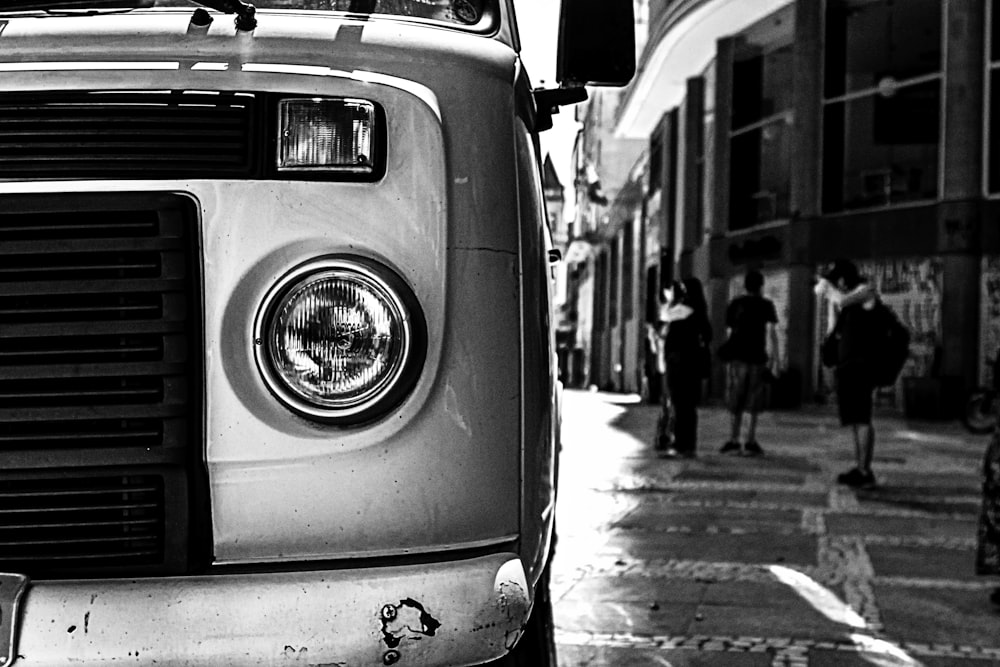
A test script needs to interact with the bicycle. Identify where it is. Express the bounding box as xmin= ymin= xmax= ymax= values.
xmin=962 ymin=352 xmax=1000 ymax=435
